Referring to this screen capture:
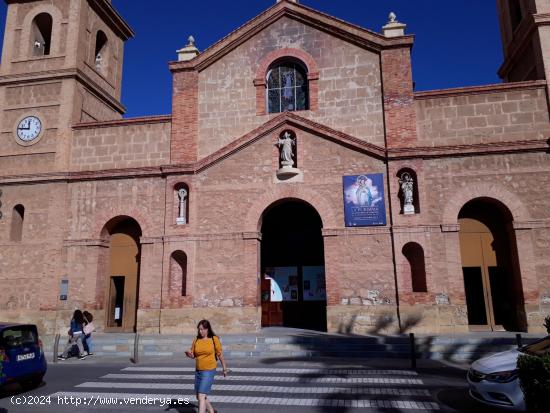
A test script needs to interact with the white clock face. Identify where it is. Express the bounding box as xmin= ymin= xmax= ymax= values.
xmin=16 ymin=116 xmax=42 ymax=142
